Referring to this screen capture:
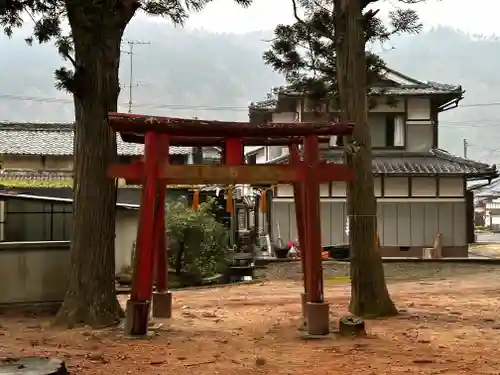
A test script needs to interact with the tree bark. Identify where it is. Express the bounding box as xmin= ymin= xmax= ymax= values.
xmin=55 ymin=2 xmax=136 ymax=328
xmin=334 ymin=0 xmax=397 ymax=317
